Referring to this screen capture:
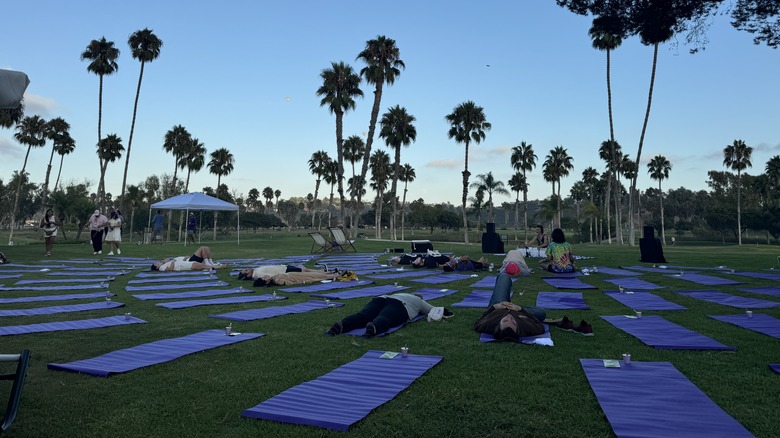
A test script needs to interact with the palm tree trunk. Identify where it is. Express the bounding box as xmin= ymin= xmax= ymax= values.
xmin=523 ymin=183 xmax=529 ymax=242
xmin=514 ymin=192 xmax=519 ymax=241
xmin=335 ymin=111 xmax=346 ymax=227
xmin=606 ymin=48 xmax=619 ymax=244
xmin=659 ymin=180 xmax=666 ymax=246
xmin=97 ymin=75 xmax=106 ymax=207
xmin=41 ymin=147 xmax=56 ymax=208
xmin=7 ymin=147 xmax=33 ymax=244
xmin=630 ymin=42 xmax=659 ymax=247
xmin=311 ymin=180 xmax=321 ymax=229
xmin=737 ymin=171 xmax=742 ymax=245
xmin=605 ymin=171 xmax=612 ymax=244
xmin=130 ymin=209 xmax=136 ymax=242
xmin=213 ymin=175 xmax=221 ymax=241
xmin=54 ymin=154 xmax=65 ymax=192
xmin=461 ymin=140 xmax=471 ymax=244
xmin=120 ymin=61 xmax=146 ymax=211
xmin=390 ymin=147 xmax=401 ymax=241
xmin=401 ymin=182 xmax=409 ymax=240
